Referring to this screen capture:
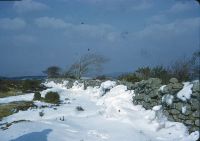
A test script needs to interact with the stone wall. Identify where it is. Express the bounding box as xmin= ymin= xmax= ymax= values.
xmin=132 ymin=78 xmax=200 ymax=133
